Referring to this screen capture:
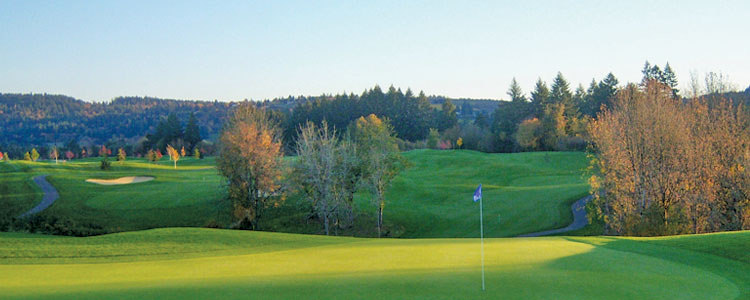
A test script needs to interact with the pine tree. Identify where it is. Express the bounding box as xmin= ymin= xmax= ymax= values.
xmin=550 ymin=72 xmax=577 ymax=118
xmin=438 ymin=99 xmax=457 ymax=131
xmin=184 ymin=112 xmax=201 ymax=151
xmin=531 ymin=79 xmax=550 ymax=117
xmin=662 ymin=63 xmax=679 ymax=97
xmin=507 ymin=77 xmax=527 ymax=102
